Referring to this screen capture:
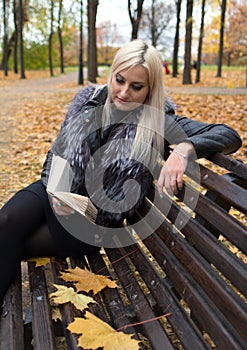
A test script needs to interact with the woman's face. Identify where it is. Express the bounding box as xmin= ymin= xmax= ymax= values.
xmin=111 ymin=64 xmax=149 ymax=111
